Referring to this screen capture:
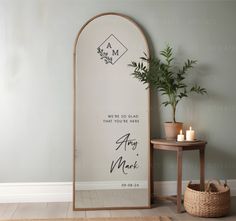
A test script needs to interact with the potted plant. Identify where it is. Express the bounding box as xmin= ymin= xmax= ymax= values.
xmin=129 ymin=45 xmax=207 ymax=140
